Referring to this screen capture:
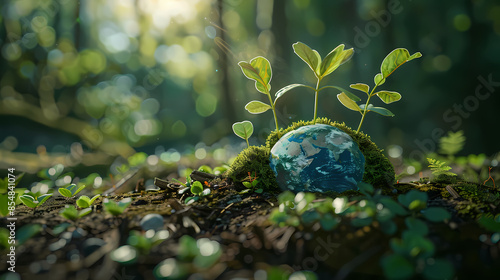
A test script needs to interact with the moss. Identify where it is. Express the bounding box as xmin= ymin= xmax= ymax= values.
xmin=225 ymin=145 xmax=280 ymax=193
xmin=265 ymin=118 xmax=395 ymax=189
